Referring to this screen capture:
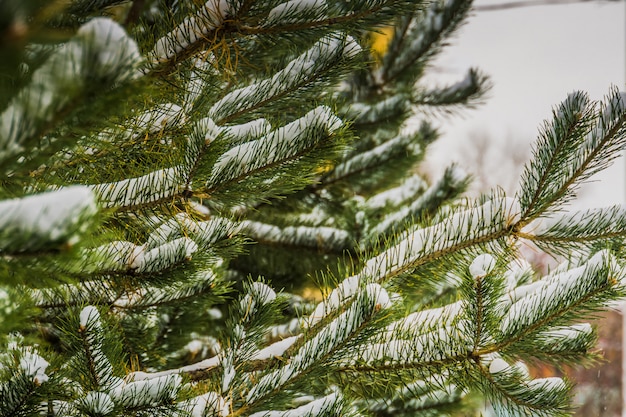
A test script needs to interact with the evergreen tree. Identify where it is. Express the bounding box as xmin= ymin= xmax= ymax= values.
xmin=1 ymin=1 xmax=625 ymax=416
